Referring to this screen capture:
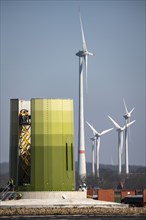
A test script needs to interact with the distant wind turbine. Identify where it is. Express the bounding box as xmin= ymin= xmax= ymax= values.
xmin=90 ymin=136 xmax=96 ymax=176
xmin=123 ymin=99 xmax=135 ymax=175
xmin=85 ymin=121 xmax=96 ymax=176
xmin=123 ymin=99 xmax=135 ymax=122
xmin=86 ymin=121 xmax=113 ymax=178
xmin=108 ymin=115 xmax=135 ymax=175
xmin=86 ymin=122 xmax=96 ymax=176
xmin=76 ymin=13 xmax=93 ymax=181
